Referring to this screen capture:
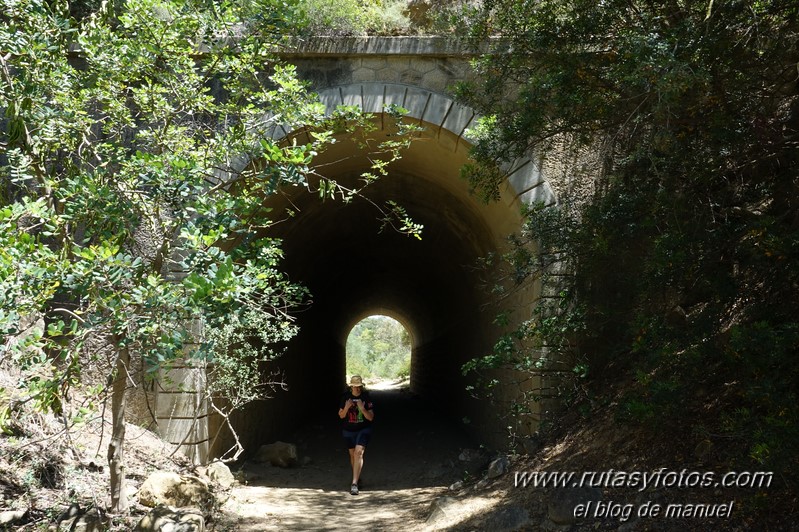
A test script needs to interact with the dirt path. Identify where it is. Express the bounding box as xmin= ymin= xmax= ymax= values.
xmin=219 ymin=383 xmax=493 ymax=531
